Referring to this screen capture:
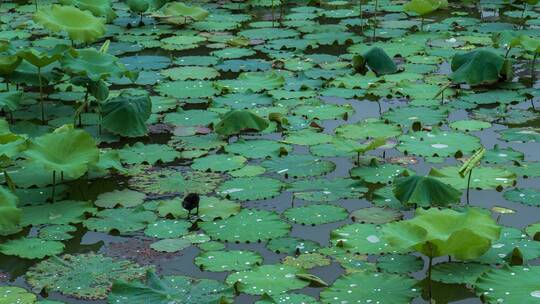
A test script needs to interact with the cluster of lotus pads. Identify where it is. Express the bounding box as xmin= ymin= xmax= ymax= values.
xmin=0 ymin=0 xmax=539 ymax=303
